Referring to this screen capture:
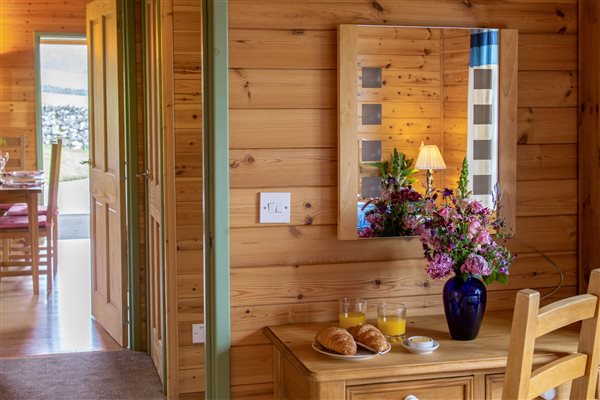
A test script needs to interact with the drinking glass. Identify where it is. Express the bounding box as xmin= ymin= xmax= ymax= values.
xmin=377 ymin=303 xmax=406 ymax=342
xmin=0 ymin=153 xmax=7 ymax=184
xmin=338 ymin=298 xmax=367 ymax=329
